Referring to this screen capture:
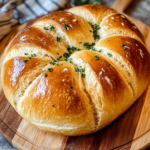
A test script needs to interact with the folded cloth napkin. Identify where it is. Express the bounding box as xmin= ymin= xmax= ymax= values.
xmin=0 ymin=0 xmax=69 ymax=40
